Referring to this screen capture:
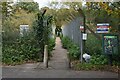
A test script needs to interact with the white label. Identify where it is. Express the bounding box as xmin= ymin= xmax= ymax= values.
xmin=82 ymin=33 xmax=87 ymax=40
xmin=97 ymin=23 xmax=109 ymax=26
xmin=80 ymin=26 xmax=84 ymax=29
